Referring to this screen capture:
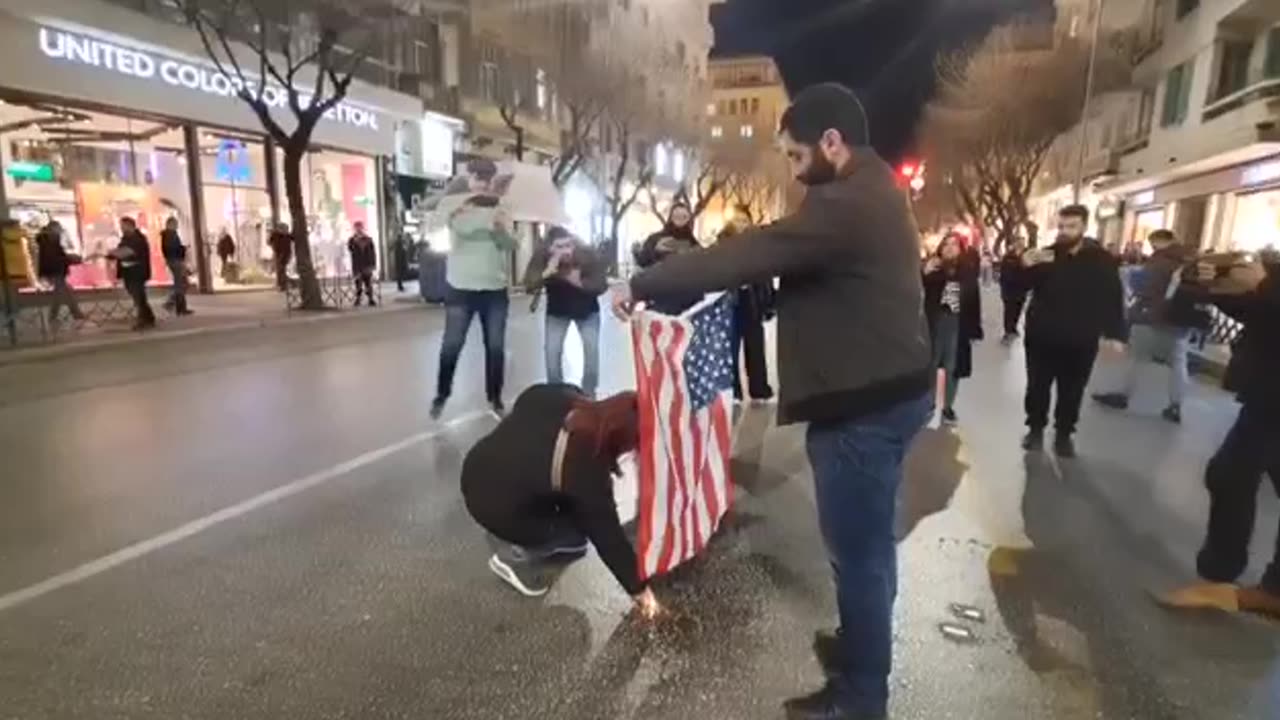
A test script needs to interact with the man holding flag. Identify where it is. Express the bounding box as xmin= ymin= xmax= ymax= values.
xmin=613 ymin=83 xmax=931 ymax=720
